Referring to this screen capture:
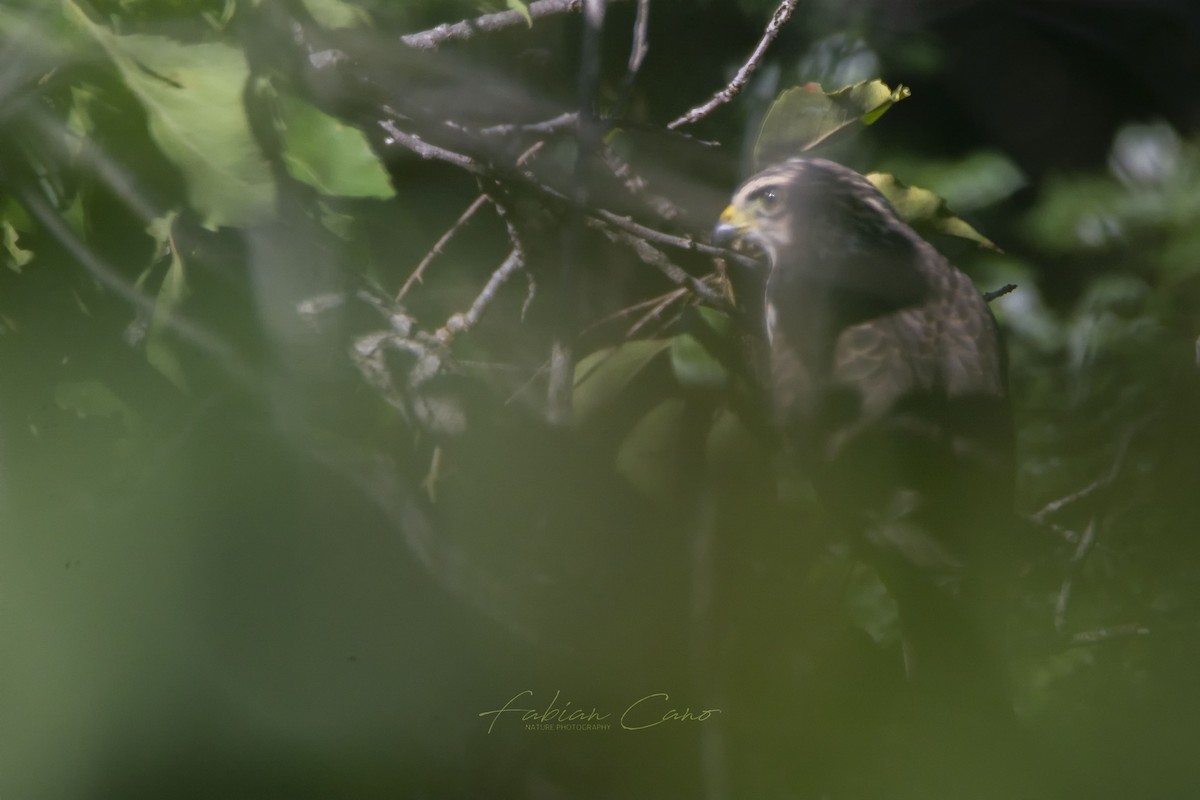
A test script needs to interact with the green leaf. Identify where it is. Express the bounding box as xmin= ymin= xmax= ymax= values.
xmin=3 ymin=220 xmax=33 ymax=272
xmin=669 ymin=306 xmax=734 ymax=391
xmin=0 ymin=4 xmax=91 ymax=63
xmin=54 ymin=380 xmax=141 ymax=434
xmin=753 ymin=79 xmax=910 ymax=169
xmin=277 ymin=92 xmax=395 ymax=199
xmin=844 ymin=562 xmax=900 ymax=646
xmin=616 ymin=398 xmax=685 ymax=500
xmin=143 ymin=212 xmax=191 ymax=392
xmin=68 ymin=2 xmax=275 ymax=229
xmin=299 ymin=0 xmax=370 ymax=29
xmin=507 ymin=0 xmax=533 ymax=27
xmin=867 ymin=171 xmax=1001 ymax=251
xmin=573 ymin=339 xmax=671 ymax=425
